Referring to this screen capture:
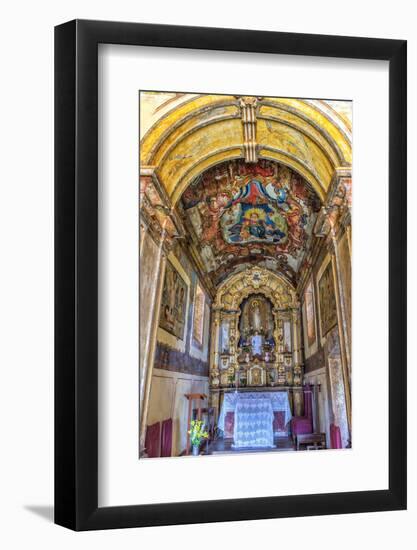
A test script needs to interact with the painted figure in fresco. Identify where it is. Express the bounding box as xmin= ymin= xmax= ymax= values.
xmin=273 ymin=186 xmax=289 ymax=207
xmin=241 ymin=212 xmax=266 ymax=240
xmin=163 ymin=305 xmax=175 ymax=330
xmin=228 ymin=207 xmax=286 ymax=244
xmin=199 ymin=196 xmax=225 ymax=244
xmin=176 ymin=286 xmax=185 ymax=318
xmin=285 ymin=201 xmax=306 ymax=249
xmin=221 ymin=180 xmax=292 ymax=245
xmin=264 ymin=177 xmax=307 ymax=250
xmin=238 ymin=159 xmax=275 ymax=178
